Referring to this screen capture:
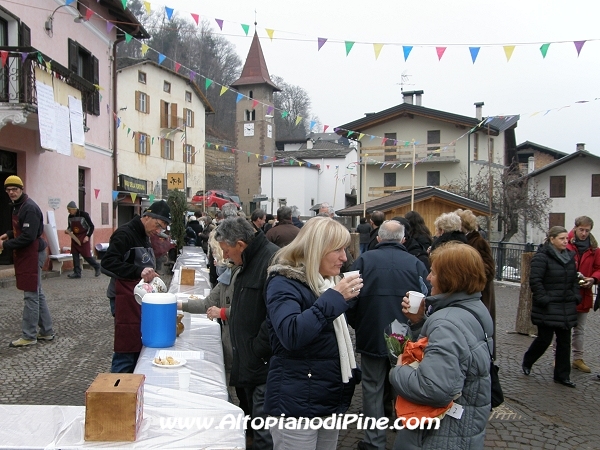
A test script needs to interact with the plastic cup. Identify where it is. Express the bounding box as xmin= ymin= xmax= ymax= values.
xmin=343 ymin=270 xmax=360 ymax=279
xmin=178 ymin=369 xmax=191 ymax=390
xmin=407 ymin=291 xmax=425 ymax=314
xmin=204 ymin=288 xmax=211 ymax=297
